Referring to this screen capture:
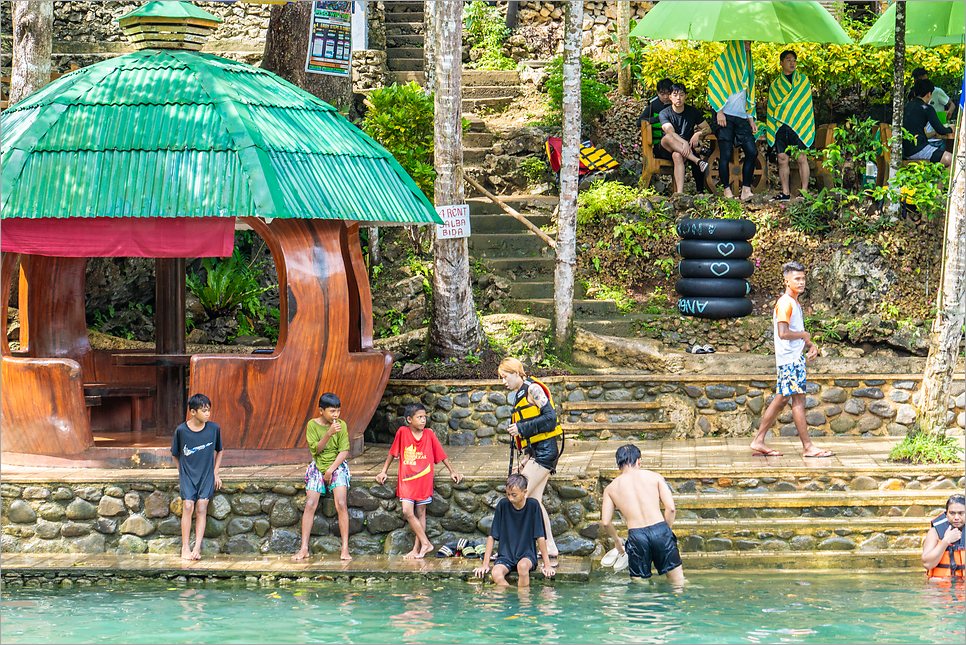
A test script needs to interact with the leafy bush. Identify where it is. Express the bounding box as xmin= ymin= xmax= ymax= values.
xmin=464 ymin=1 xmax=516 ymax=71
xmin=520 ymin=157 xmax=548 ymax=183
xmin=362 ymin=82 xmax=436 ymax=201
xmin=544 ymin=55 xmax=613 ymax=127
xmin=577 ymin=179 xmax=649 ymax=225
xmin=889 ymin=429 xmax=964 ymax=464
xmin=186 ymin=251 xmax=274 ymax=320
xmin=876 ymin=159 xmax=950 ymax=221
